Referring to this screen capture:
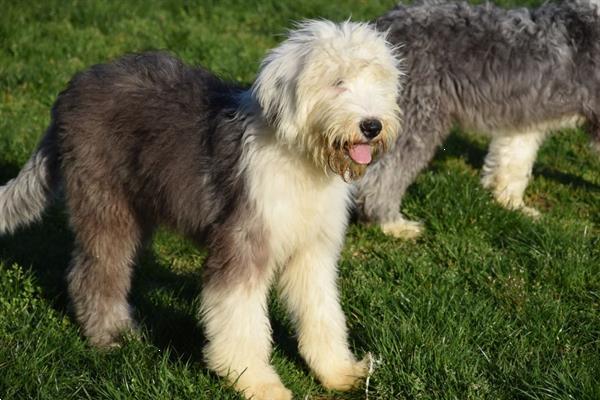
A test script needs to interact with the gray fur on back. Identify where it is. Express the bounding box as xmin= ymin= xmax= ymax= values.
xmin=0 ymin=52 xmax=251 ymax=262
xmin=53 ymin=52 xmax=250 ymax=241
xmin=356 ymin=0 xmax=600 ymax=226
